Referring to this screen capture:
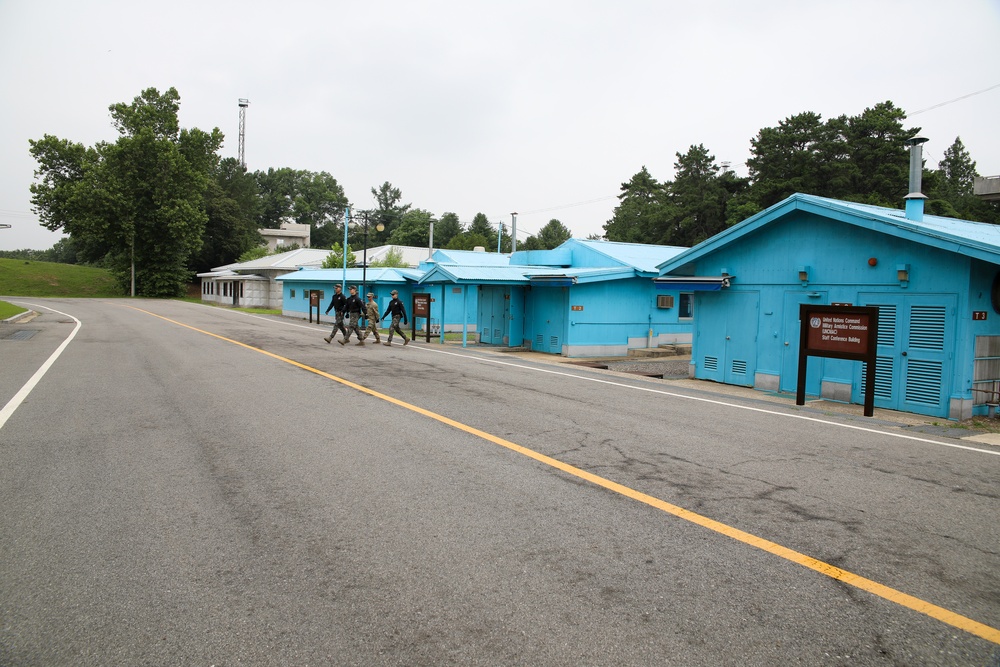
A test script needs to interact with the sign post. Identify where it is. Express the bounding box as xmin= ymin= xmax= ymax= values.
xmin=412 ymin=293 xmax=431 ymax=342
xmin=308 ymin=290 xmax=321 ymax=324
xmin=797 ymin=305 xmax=879 ymax=417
